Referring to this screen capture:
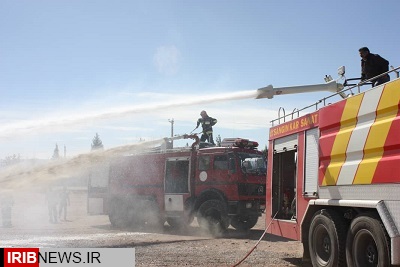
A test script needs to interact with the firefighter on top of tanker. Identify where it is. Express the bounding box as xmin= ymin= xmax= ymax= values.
xmin=194 ymin=110 xmax=217 ymax=145
xmin=359 ymin=46 xmax=390 ymax=87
